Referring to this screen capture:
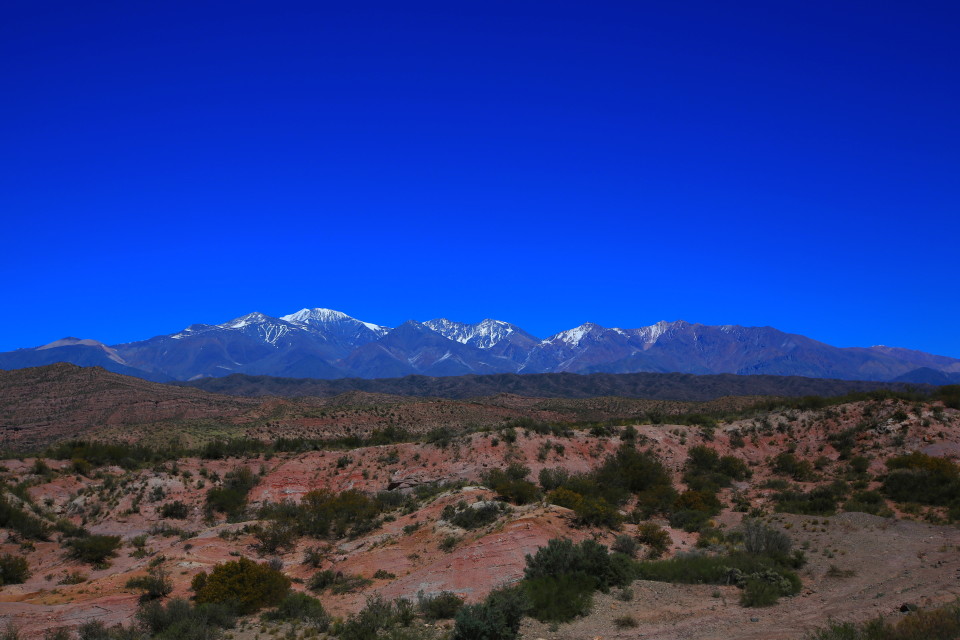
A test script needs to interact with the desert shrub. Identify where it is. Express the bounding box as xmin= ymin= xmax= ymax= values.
xmin=683 ymin=446 xmax=751 ymax=492
xmin=524 ymin=538 xmax=632 ymax=592
xmin=573 ymin=495 xmax=623 ymax=528
xmin=262 ymin=592 xmax=330 ymax=629
xmin=205 ymin=466 xmax=258 ymax=518
xmin=0 ymin=554 xmax=29 ymax=586
xmin=523 ymin=573 xmax=595 ymax=622
xmin=675 ymin=490 xmax=723 ymax=516
xmin=538 ymin=467 xmax=570 ymax=491
xmin=452 ymin=585 xmax=529 ymax=640
xmin=635 ymin=551 xmax=800 ymax=604
xmin=251 ymin=519 xmax=298 ymax=554
xmin=843 ymin=490 xmax=892 ymax=516
xmin=440 ymin=535 xmax=461 ymax=552
xmin=545 ymin=446 xmax=673 ymax=526
xmin=483 ymin=464 xmax=540 ymax=505
xmin=774 ymin=483 xmax=845 ymax=516
xmin=740 ymin=578 xmax=780 ymax=607
xmin=159 ymin=501 xmax=189 ymax=519
xmin=258 ymin=488 xmax=384 ymax=540
xmin=307 ymin=569 xmax=372 ymax=594
xmin=0 ymin=492 xmax=51 ymax=540
xmin=611 ymin=534 xmax=639 ymax=558
xmin=425 ymin=426 xmax=455 ymax=448
xmin=545 ymin=487 xmax=582 ymax=510
xmin=741 ymin=519 xmax=792 ymax=559
xmin=446 ymin=501 xmax=509 ymax=530
xmin=636 ymin=523 xmax=671 ymax=557
xmin=338 ymin=594 xmax=415 ymax=640
xmin=67 ymin=534 xmax=122 ymax=568
xmin=418 ymin=590 xmax=465 ymax=621
xmin=772 ymin=453 xmax=817 ymax=482
xmin=829 ymin=428 xmax=859 ymax=459
xmin=633 ymin=484 xmax=680 ymax=519
xmin=307 ymin=569 xmax=337 ymax=591
xmin=125 ymin=565 xmax=172 ymax=601
xmin=191 ymin=556 xmax=289 ymax=614
xmin=614 ymin=614 xmax=639 ymax=628
xmin=593 ymin=444 xmax=672 ymax=503
xmin=137 ymin=597 xmax=236 ymax=640
xmin=882 ymin=452 xmax=960 ymax=508
xmin=669 ymin=509 xmax=712 ymax=532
